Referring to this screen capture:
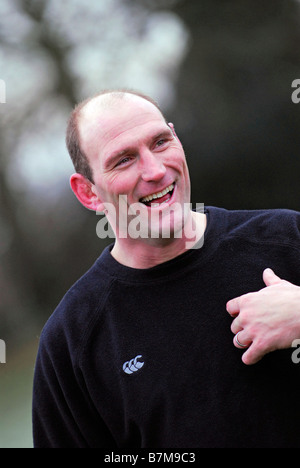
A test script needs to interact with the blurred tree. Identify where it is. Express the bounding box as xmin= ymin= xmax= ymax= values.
xmin=0 ymin=0 xmax=113 ymax=343
xmin=0 ymin=0 xmax=187 ymax=345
